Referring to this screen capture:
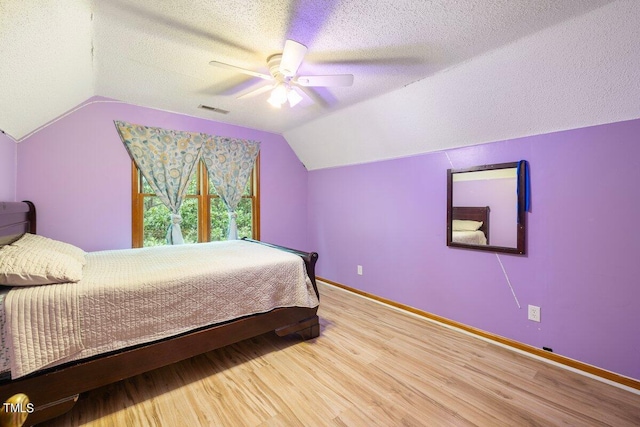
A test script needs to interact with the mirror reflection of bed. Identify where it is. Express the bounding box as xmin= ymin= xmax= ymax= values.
xmin=451 ymin=206 xmax=490 ymax=246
